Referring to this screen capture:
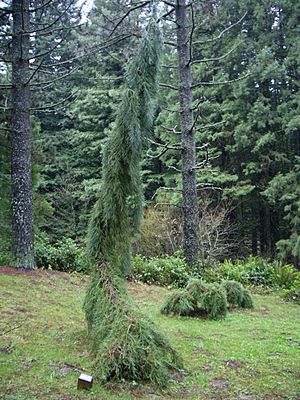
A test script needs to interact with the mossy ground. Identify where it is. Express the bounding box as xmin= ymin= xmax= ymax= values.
xmin=0 ymin=267 xmax=299 ymax=399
